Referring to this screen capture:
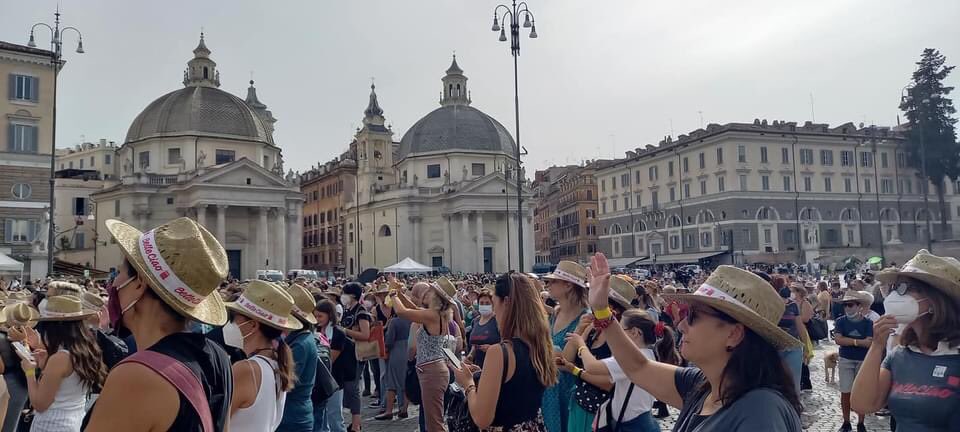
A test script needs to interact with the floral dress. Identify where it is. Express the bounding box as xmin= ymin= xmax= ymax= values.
xmin=541 ymin=309 xmax=587 ymax=432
